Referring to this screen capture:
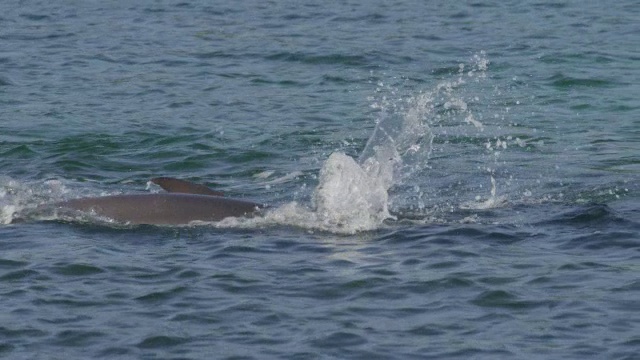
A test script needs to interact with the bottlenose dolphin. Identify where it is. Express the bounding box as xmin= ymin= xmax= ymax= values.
xmin=43 ymin=177 xmax=265 ymax=225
